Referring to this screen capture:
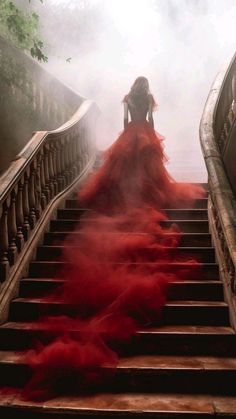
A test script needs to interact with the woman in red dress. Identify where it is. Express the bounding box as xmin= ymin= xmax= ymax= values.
xmin=23 ymin=78 xmax=204 ymax=401
xmin=79 ymin=76 xmax=203 ymax=212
